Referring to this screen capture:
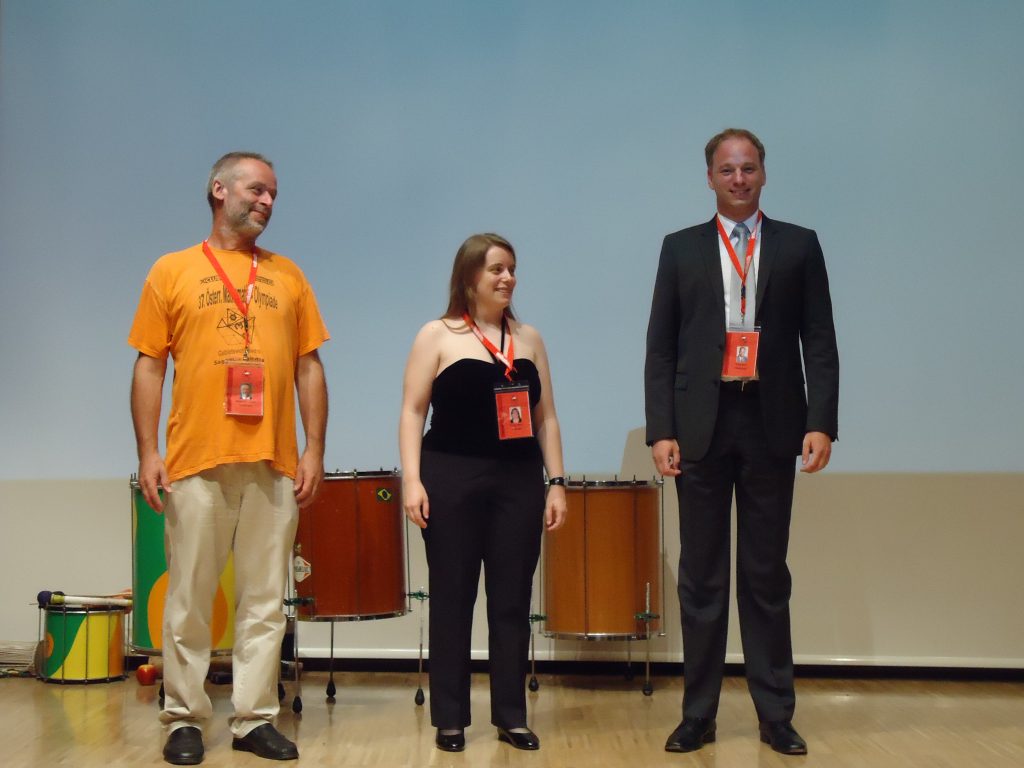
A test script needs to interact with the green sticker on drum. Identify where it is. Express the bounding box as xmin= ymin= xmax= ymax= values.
xmin=376 ymin=488 xmax=393 ymax=502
